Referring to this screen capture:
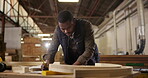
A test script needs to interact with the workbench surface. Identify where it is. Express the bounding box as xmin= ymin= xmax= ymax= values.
xmin=0 ymin=70 xmax=139 ymax=78
xmin=0 ymin=71 xmax=73 ymax=78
